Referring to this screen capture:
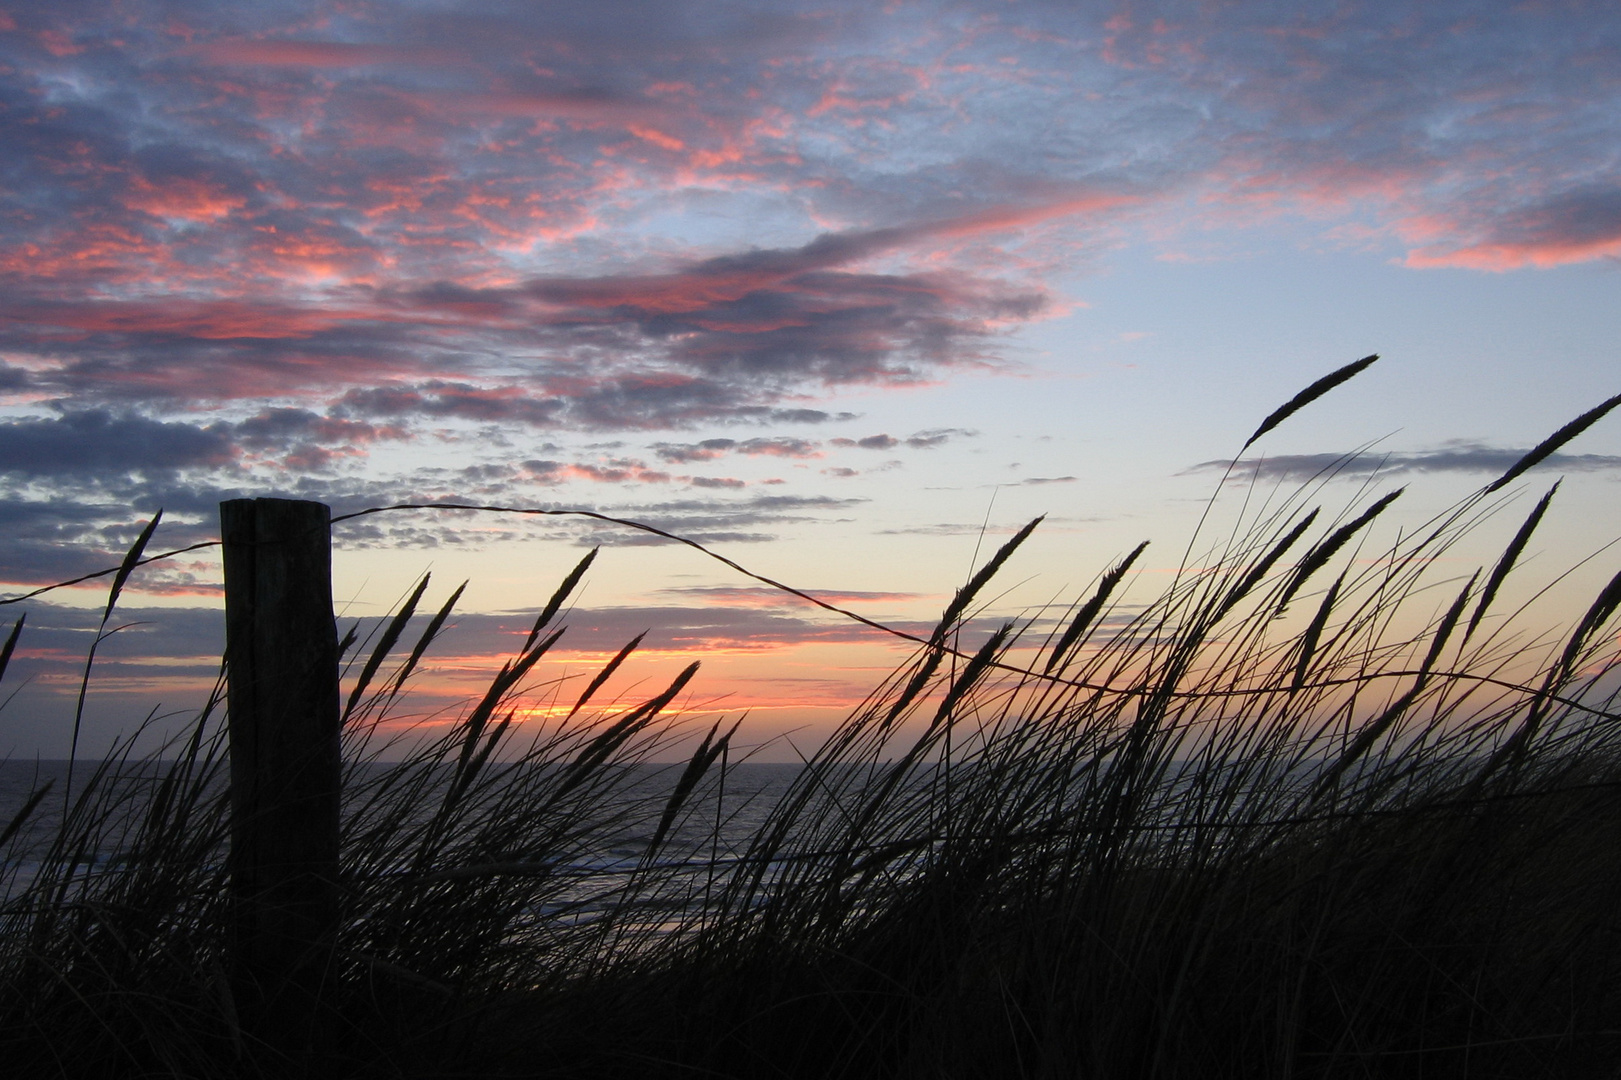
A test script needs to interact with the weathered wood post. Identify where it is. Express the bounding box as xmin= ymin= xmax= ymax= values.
xmin=221 ymin=498 xmax=341 ymax=1065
